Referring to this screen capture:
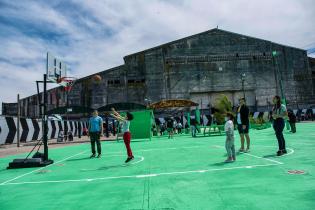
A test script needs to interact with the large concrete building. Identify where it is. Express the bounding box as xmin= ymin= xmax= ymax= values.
xmin=3 ymin=28 xmax=315 ymax=117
